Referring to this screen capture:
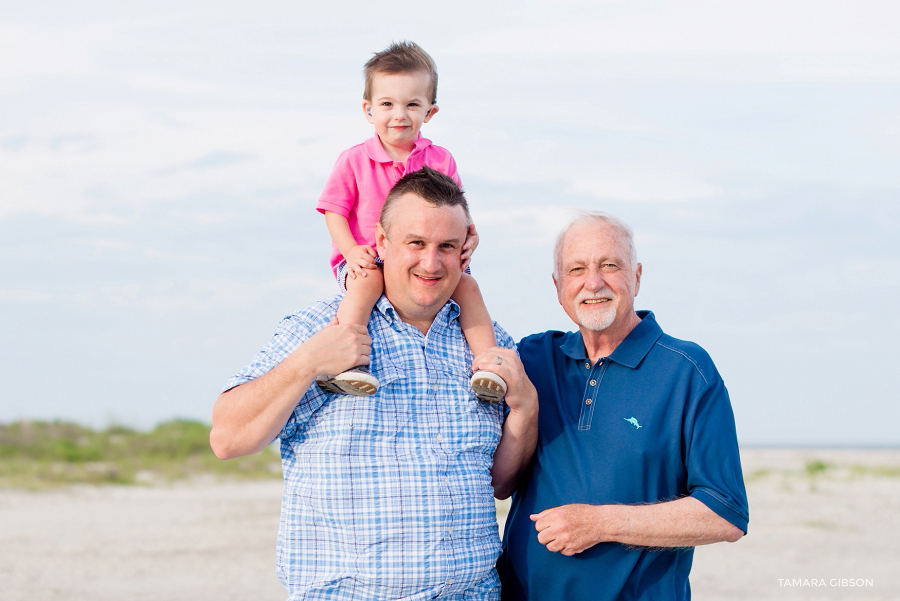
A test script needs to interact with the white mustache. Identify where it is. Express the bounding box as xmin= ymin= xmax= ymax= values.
xmin=575 ymin=291 xmax=616 ymax=303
